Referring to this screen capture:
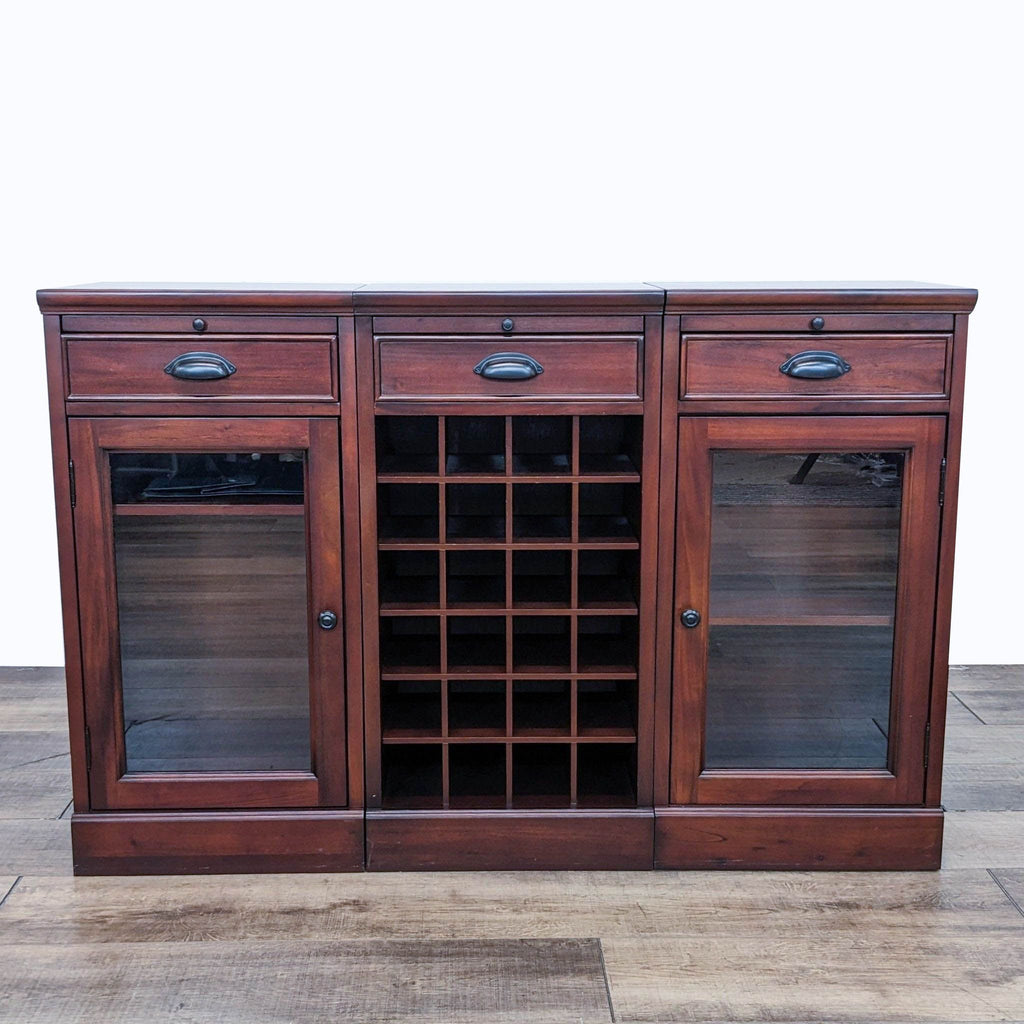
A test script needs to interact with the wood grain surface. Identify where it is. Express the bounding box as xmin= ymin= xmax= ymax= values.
xmin=682 ymin=333 xmax=950 ymax=399
xmin=0 ymin=869 xmax=1015 ymax=944
xmin=0 ymin=939 xmax=612 ymax=1023
xmin=601 ymin=929 xmax=1024 ymax=1022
